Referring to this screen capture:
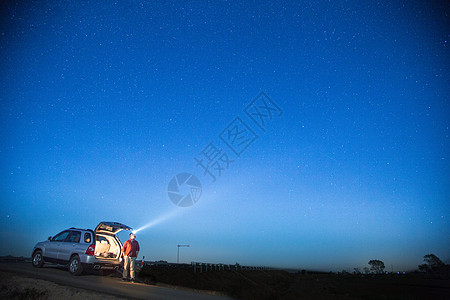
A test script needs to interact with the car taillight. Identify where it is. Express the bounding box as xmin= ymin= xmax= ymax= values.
xmin=85 ymin=243 xmax=95 ymax=256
